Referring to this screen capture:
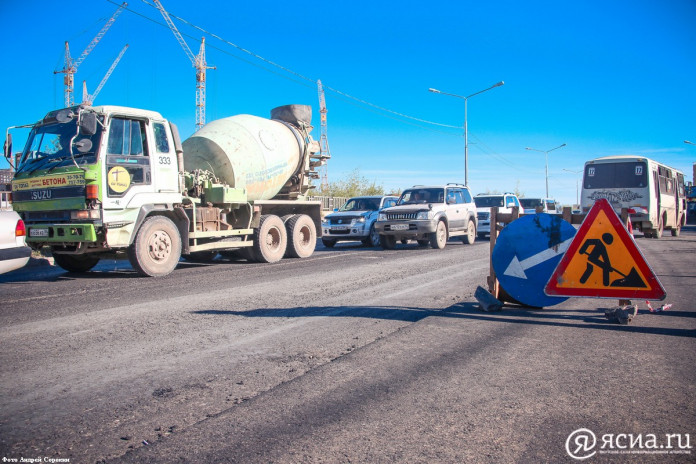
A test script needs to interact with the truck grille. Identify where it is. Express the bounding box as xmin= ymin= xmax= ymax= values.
xmin=385 ymin=212 xmax=418 ymax=220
